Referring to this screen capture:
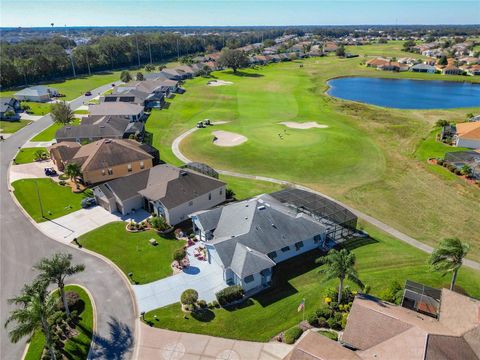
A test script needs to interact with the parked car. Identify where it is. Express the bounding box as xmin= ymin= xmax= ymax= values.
xmin=196 ymin=121 xmax=205 ymax=128
xmin=44 ymin=167 xmax=57 ymax=176
xmin=81 ymin=197 xmax=96 ymax=208
xmin=85 ymin=91 xmax=92 ymax=96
